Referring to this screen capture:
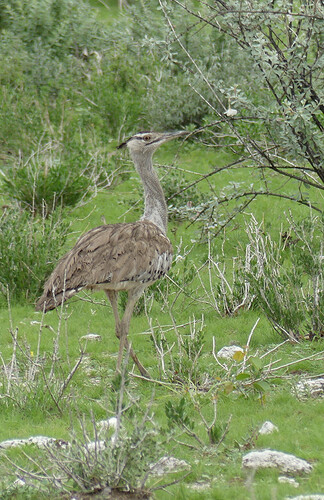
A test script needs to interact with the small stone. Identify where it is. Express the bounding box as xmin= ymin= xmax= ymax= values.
xmin=294 ymin=378 xmax=324 ymax=399
xmin=87 ymin=440 xmax=106 ymax=452
xmin=186 ymin=482 xmax=210 ymax=491
xmin=287 ymin=496 xmax=324 ymax=500
xmin=80 ymin=333 xmax=102 ymax=342
xmin=0 ymin=436 xmax=66 ymax=449
xmin=242 ymin=449 xmax=312 ymax=475
xmin=150 ymin=456 xmax=189 ymax=476
xmin=97 ymin=417 xmax=118 ymax=432
xmin=278 ymin=476 xmax=299 ymax=487
xmin=13 ymin=478 xmax=26 ymax=487
xmin=259 ymin=421 xmax=279 ymax=435
xmin=217 ymin=345 xmax=244 ymax=360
